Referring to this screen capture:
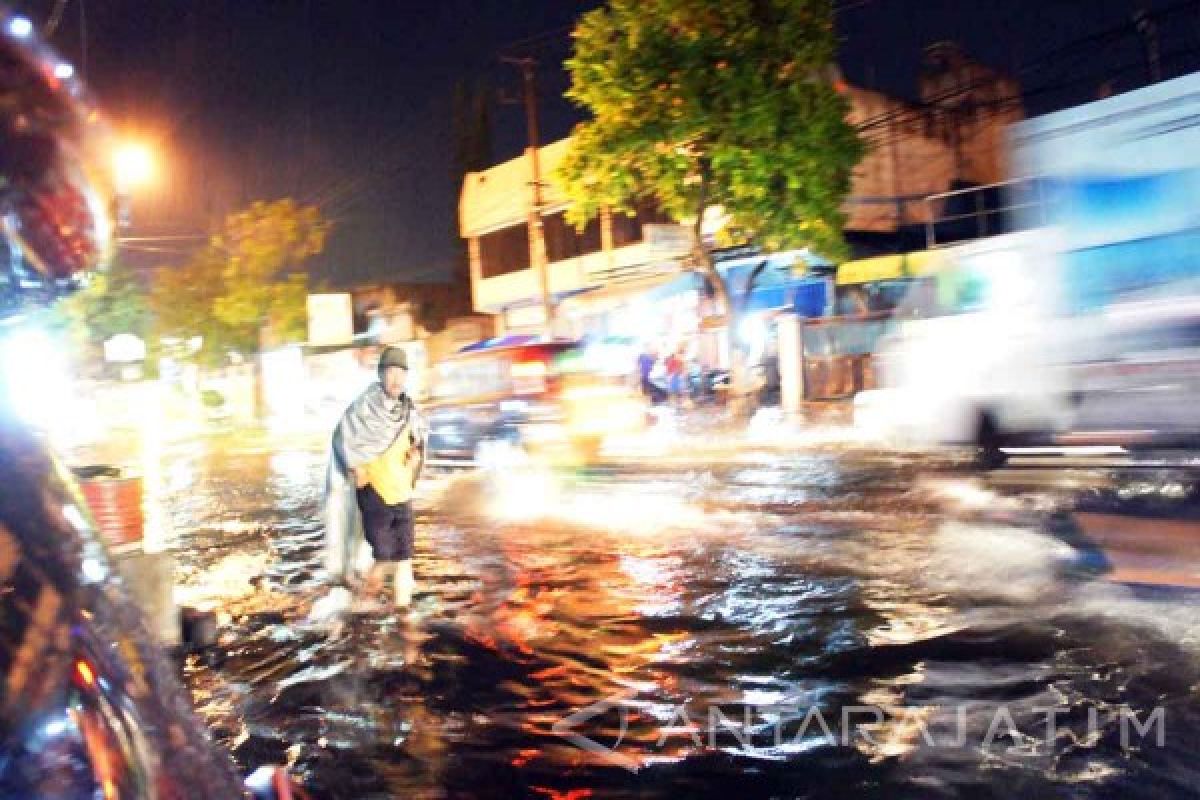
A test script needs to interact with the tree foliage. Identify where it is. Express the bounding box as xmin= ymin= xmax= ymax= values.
xmin=56 ymin=260 xmax=151 ymax=353
xmin=149 ymin=199 xmax=329 ymax=364
xmin=559 ymin=0 xmax=863 ymax=402
xmin=560 ymin=0 xmax=863 ymax=261
xmin=148 ymin=245 xmax=238 ymax=363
